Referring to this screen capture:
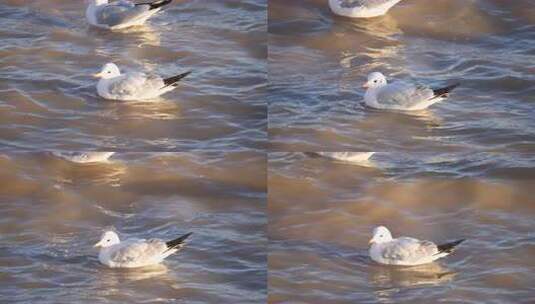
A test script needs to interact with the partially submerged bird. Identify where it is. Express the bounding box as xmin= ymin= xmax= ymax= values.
xmin=363 ymin=72 xmax=460 ymax=110
xmin=93 ymin=63 xmax=191 ymax=101
xmin=52 ymin=152 xmax=115 ymax=163
xmin=315 ymin=152 xmax=375 ymax=163
xmin=94 ymin=230 xmax=192 ymax=268
xmin=329 ymin=0 xmax=403 ymax=18
xmin=86 ymin=0 xmax=174 ymax=30
xmin=369 ymin=226 xmax=465 ymax=266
